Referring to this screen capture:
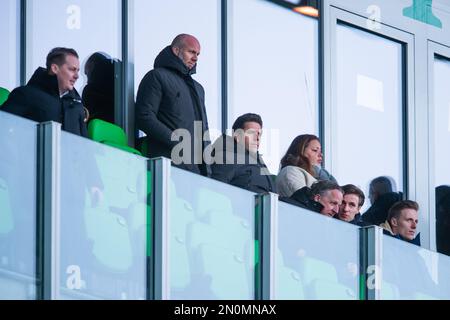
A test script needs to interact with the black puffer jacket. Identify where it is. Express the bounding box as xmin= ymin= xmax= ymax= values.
xmin=280 ymin=186 xmax=323 ymax=213
xmin=361 ymin=192 xmax=403 ymax=225
xmin=136 ymin=46 xmax=210 ymax=176
xmin=2 ymin=67 xmax=87 ymax=137
xmin=210 ymin=134 xmax=276 ymax=194
xmin=82 ymin=52 xmax=115 ymax=124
